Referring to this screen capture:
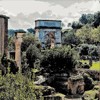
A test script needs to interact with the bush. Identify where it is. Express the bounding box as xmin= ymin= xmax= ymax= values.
xmin=83 ymin=73 xmax=94 ymax=91
xmin=21 ymin=34 xmax=41 ymax=52
xmin=82 ymin=85 xmax=100 ymax=100
xmin=40 ymin=46 xmax=79 ymax=74
xmin=26 ymin=44 xmax=41 ymax=69
xmin=0 ymin=72 xmax=42 ymax=100
xmin=78 ymin=44 xmax=99 ymax=60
